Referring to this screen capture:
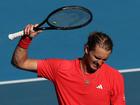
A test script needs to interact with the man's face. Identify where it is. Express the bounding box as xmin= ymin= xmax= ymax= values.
xmin=84 ymin=45 xmax=111 ymax=71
